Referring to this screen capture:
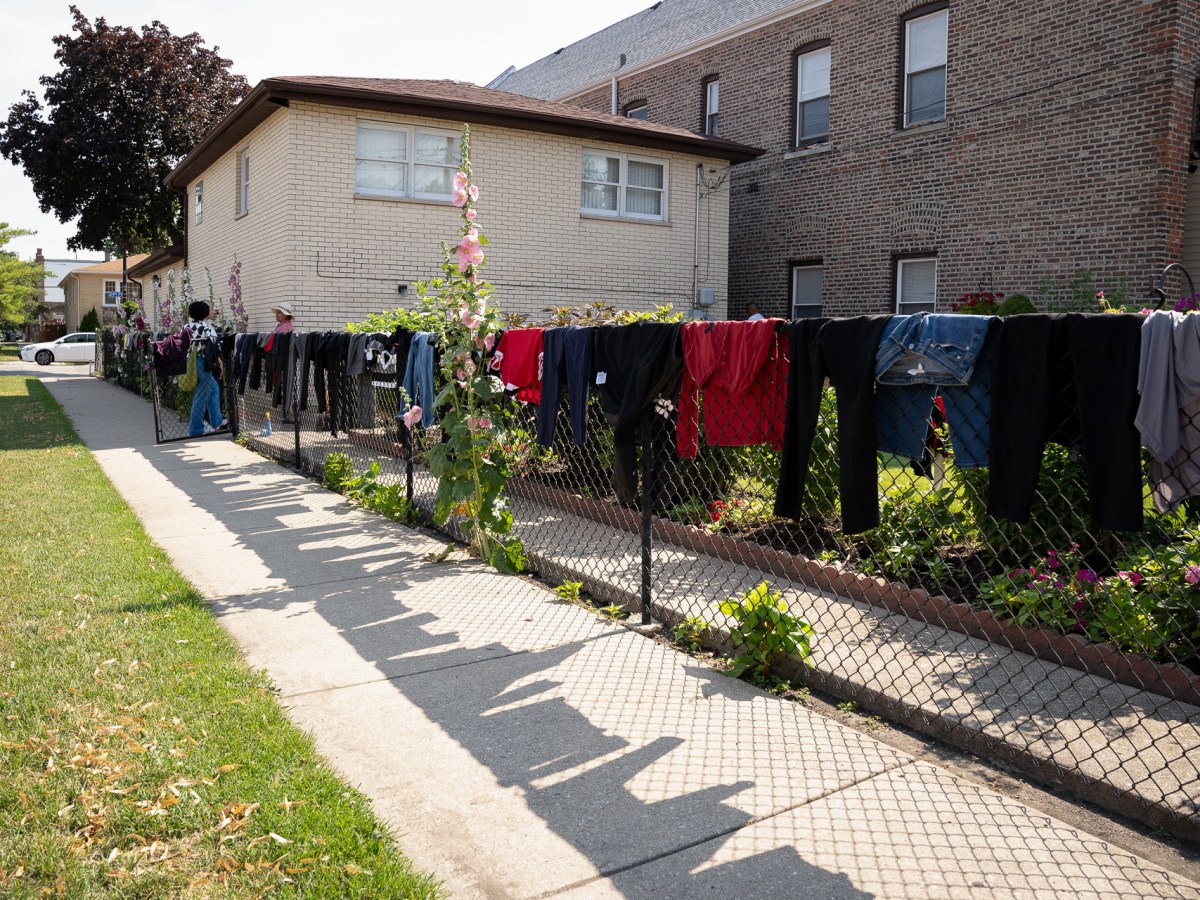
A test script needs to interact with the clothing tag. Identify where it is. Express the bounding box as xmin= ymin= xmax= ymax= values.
xmin=907 ymin=362 xmax=926 ymax=376
xmin=596 ymin=371 xmax=607 ymax=384
xmin=505 ymin=382 xmax=519 ymax=392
